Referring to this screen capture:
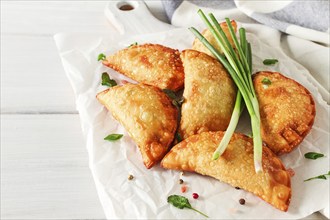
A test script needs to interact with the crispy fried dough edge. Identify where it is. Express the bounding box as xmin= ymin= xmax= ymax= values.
xmin=253 ymin=71 xmax=316 ymax=155
xmin=161 ymin=131 xmax=291 ymax=211
xmin=179 ymin=49 xmax=220 ymax=140
xmin=96 ymin=83 xmax=179 ymax=169
xmin=102 ymin=44 xmax=184 ymax=91
xmin=179 ymin=49 xmax=235 ymax=139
